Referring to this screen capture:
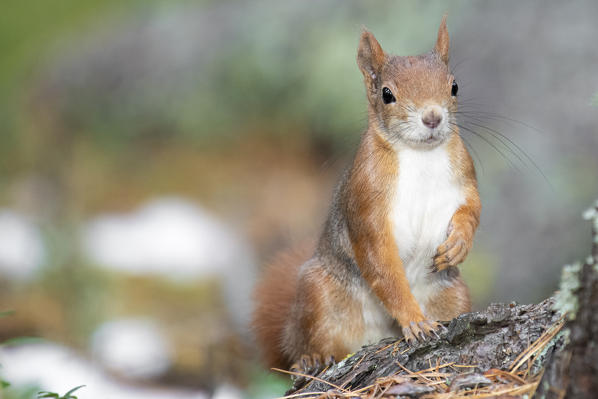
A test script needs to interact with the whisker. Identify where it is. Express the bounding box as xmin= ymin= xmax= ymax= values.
xmin=460 ymin=120 xmax=528 ymax=169
xmin=456 ymin=117 xmax=552 ymax=188
xmin=454 ymin=109 xmax=543 ymax=134
xmin=451 ymin=122 xmax=522 ymax=173
xmin=449 ymin=124 xmax=485 ymax=175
